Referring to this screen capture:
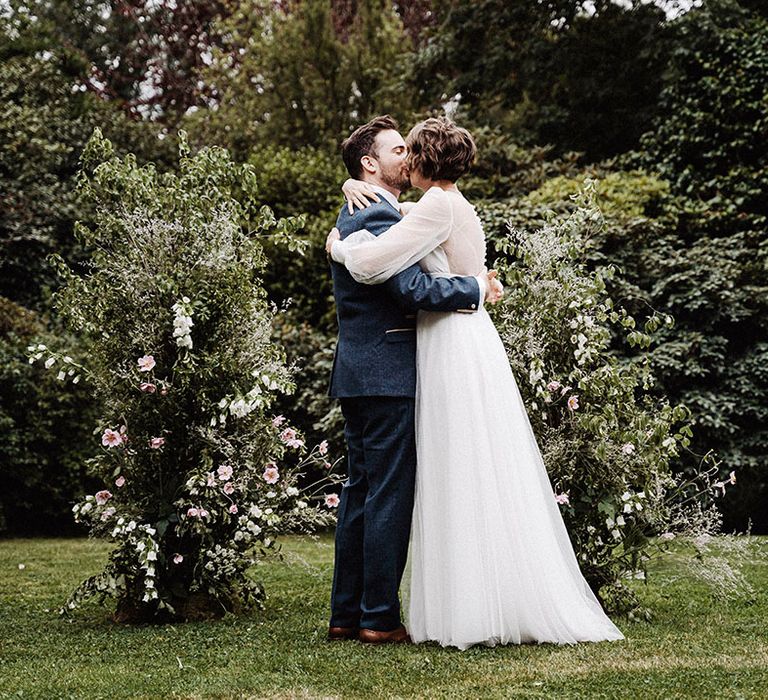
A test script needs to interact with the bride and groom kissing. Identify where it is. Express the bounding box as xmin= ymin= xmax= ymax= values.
xmin=324 ymin=115 xmax=624 ymax=649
